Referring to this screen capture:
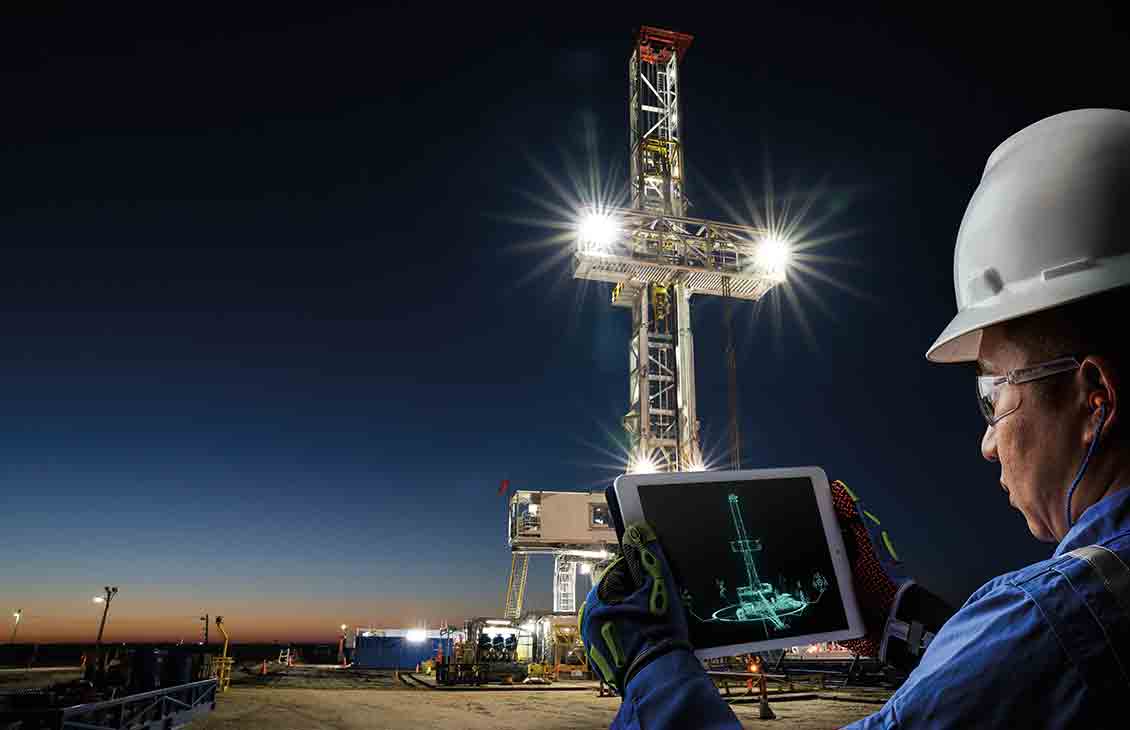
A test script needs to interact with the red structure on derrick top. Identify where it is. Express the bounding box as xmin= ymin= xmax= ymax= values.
xmin=634 ymin=26 xmax=694 ymax=64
